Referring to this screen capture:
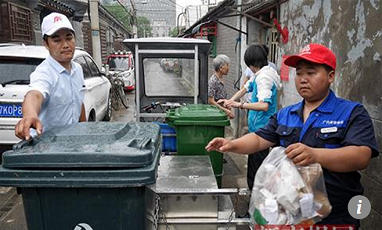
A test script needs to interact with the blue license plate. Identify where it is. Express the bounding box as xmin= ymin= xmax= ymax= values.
xmin=0 ymin=104 xmax=22 ymax=118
